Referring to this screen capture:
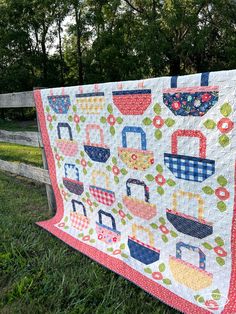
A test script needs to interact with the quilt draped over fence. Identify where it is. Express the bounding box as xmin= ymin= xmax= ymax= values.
xmin=34 ymin=70 xmax=236 ymax=314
